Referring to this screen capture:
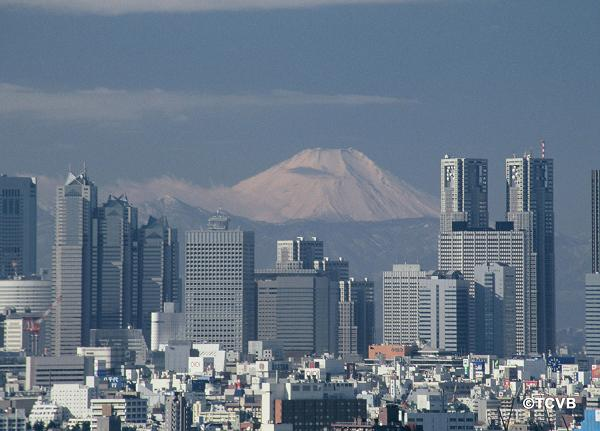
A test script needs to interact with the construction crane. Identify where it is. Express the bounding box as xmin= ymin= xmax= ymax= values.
xmin=23 ymin=295 xmax=62 ymax=335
